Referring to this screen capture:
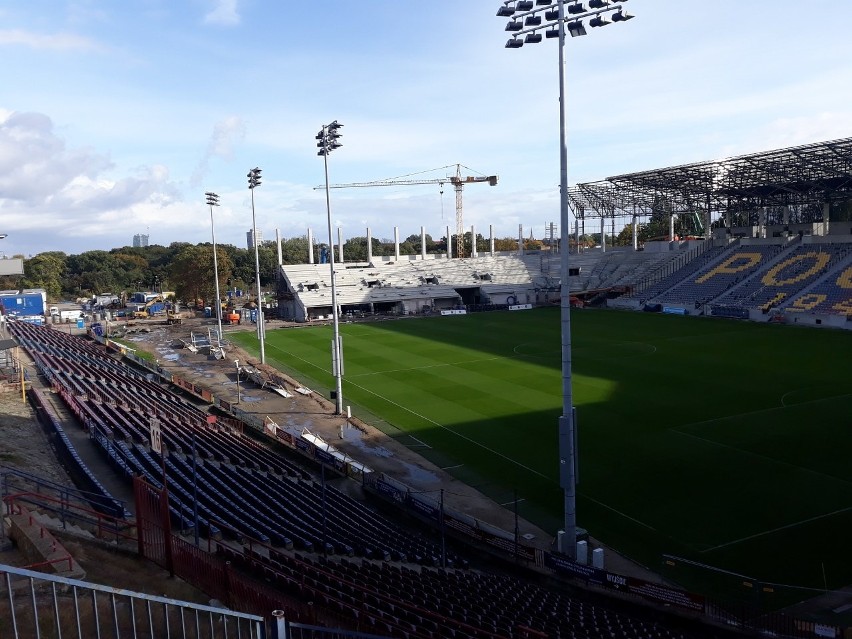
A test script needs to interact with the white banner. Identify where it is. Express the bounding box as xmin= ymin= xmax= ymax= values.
xmin=508 ymin=304 xmax=532 ymax=311
xmin=440 ymin=309 xmax=467 ymax=316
